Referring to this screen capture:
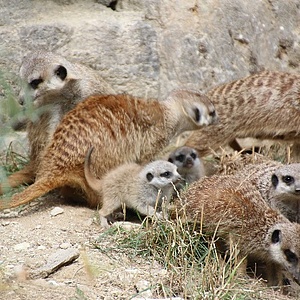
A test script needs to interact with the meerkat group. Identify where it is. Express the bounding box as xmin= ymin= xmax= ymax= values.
xmin=3 ymin=51 xmax=300 ymax=289
xmin=0 ymin=89 xmax=217 ymax=210
xmin=177 ymin=175 xmax=300 ymax=286
xmin=1 ymin=50 xmax=115 ymax=194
